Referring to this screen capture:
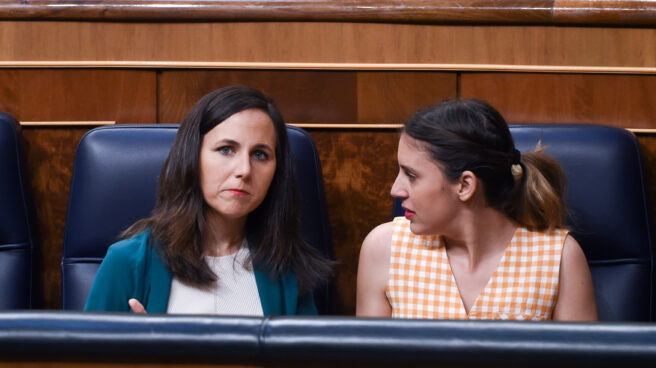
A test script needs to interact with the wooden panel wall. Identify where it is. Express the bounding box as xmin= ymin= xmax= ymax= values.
xmin=460 ymin=73 xmax=656 ymax=127
xmin=158 ymin=71 xmax=456 ymax=124
xmin=158 ymin=71 xmax=359 ymax=124
xmin=1 ymin=22 xmax=655 ymax=72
